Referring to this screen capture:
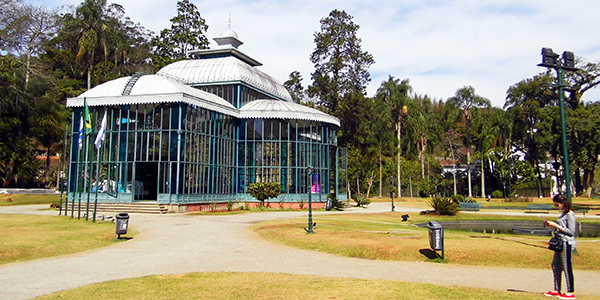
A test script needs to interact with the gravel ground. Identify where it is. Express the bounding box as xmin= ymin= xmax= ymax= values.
xmin=1 ymin=203 xmax=599 ymax=299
